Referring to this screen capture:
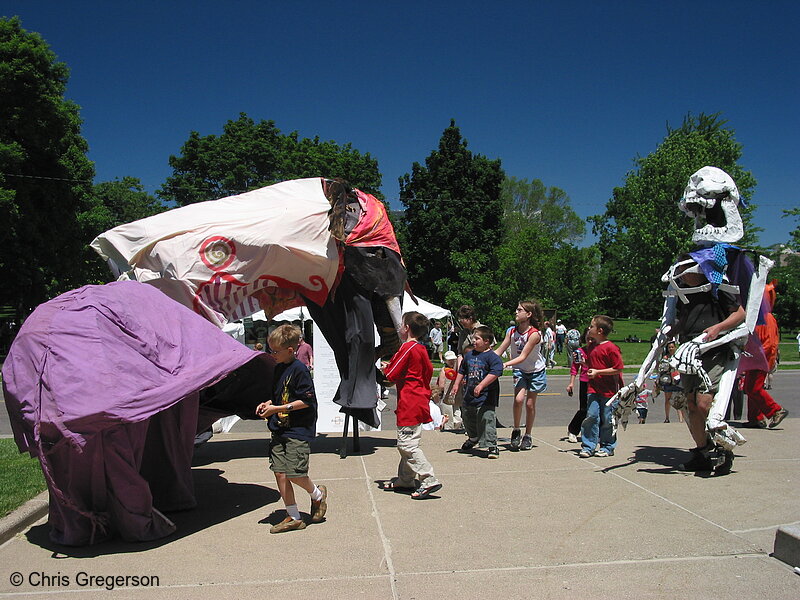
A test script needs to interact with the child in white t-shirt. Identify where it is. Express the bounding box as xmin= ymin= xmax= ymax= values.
xmin=635 ymin=386 xmax=654 ymax=424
